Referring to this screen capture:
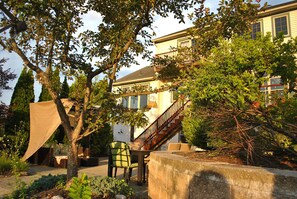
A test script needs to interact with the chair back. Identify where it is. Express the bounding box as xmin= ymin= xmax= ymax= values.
xmin=109 ymin=141 xmax=132 ymax=168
